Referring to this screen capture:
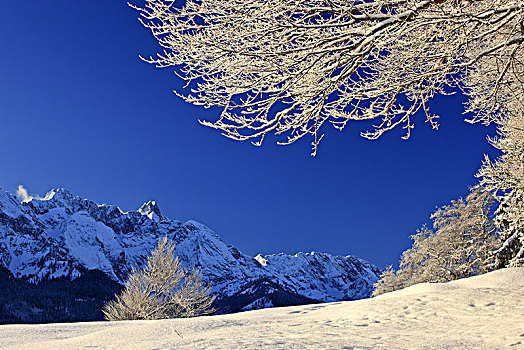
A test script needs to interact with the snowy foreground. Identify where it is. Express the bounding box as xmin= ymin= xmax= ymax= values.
xmin=1 ymin=268 xmax=523 ymax=350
